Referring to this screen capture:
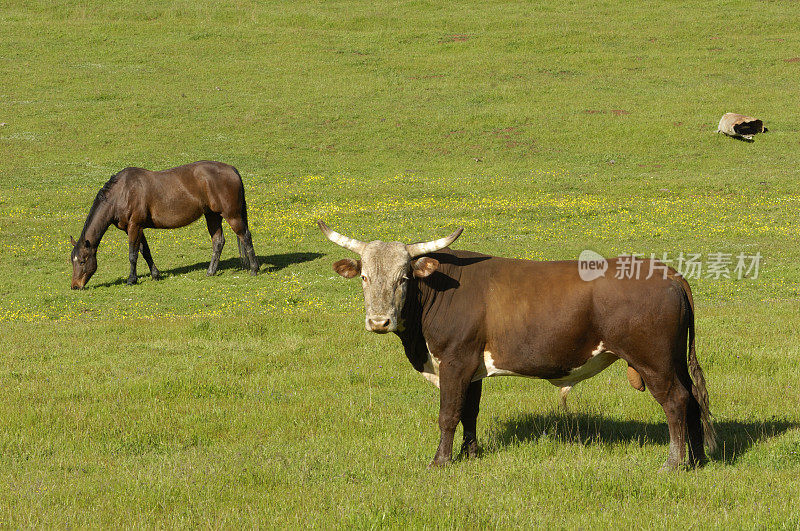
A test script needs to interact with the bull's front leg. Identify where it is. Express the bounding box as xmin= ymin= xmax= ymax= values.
xmin=459 ymin=380 xmax=482 ymax=459
xmin=429 ymin=360 xmax=476 ymax=468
